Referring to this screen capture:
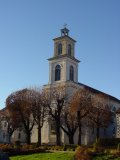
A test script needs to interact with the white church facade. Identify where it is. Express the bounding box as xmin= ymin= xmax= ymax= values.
xmin=27 ymin=27 xmax=120 ymax=145
xmin=0 ymin=27 xmax=120 ymax=145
